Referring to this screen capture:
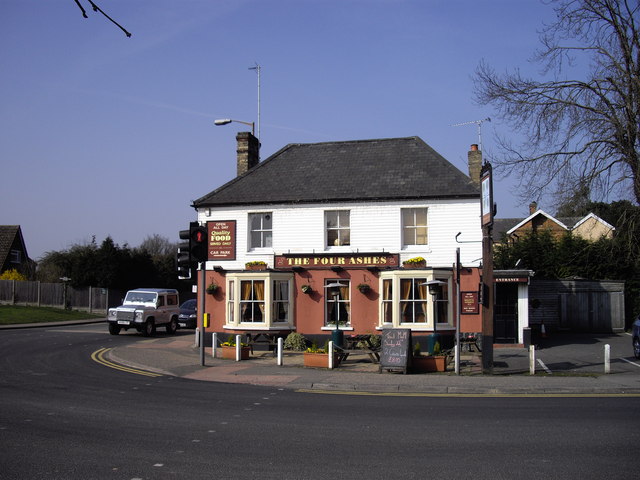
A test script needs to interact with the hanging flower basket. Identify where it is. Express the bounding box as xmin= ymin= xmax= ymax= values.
xmin=357 ymin=283 xmax=371 ymax=294
xmin=301 ymin=284 xmax=312 ymax=294
xmin=206 ymin=283 xmax=219 ymax=295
